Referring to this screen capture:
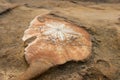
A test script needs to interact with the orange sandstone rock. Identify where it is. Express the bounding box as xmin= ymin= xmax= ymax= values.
xmin=17 ymin=14 xmax=92 ymax=80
